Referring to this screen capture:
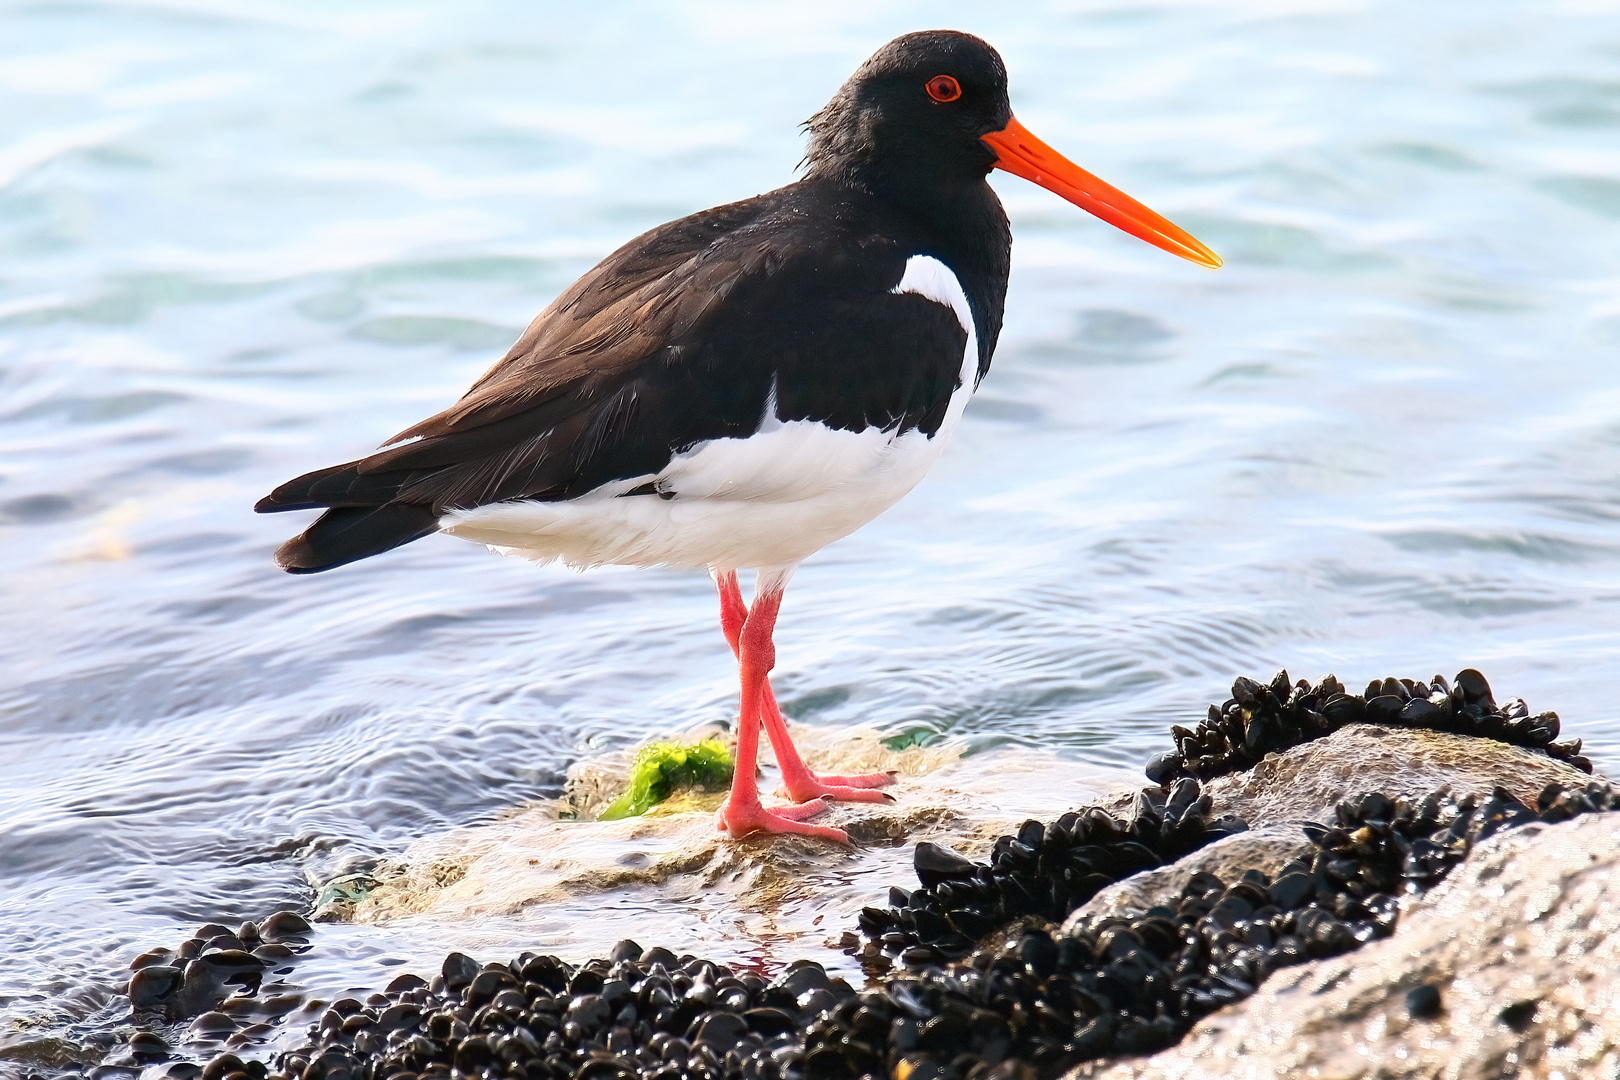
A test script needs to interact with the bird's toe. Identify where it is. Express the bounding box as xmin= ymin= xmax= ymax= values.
xmin=814 ymin=770 xmax=898 ymax=789
xmin=717 ymin=795 xmax=849 ymax=844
